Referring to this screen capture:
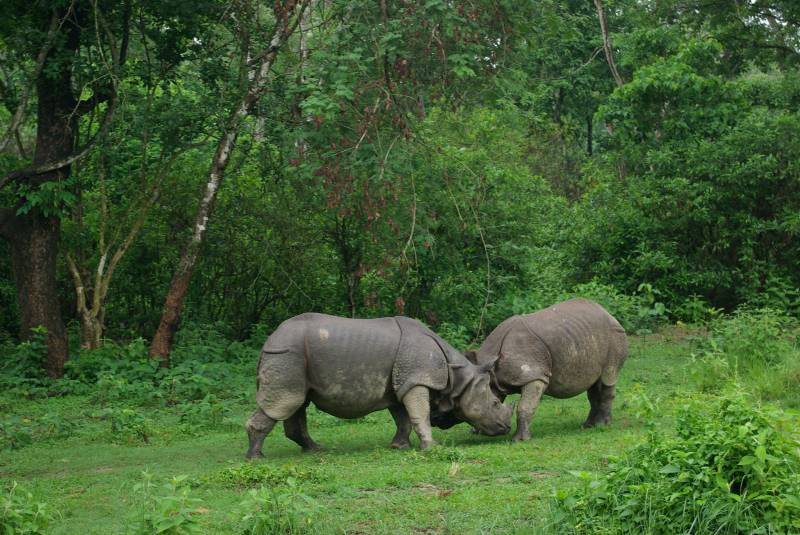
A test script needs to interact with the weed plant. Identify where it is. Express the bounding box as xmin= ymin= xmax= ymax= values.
xmin=129 ymin=472 xmax=202 ymax=535
xmin=239 ymin=478 xmax=323 ymax=535
xmin=0 ymin=481 xmax=54 ymax=534
xmin=692 ymin=307 xmax=800 ymax=406
xmin=551 ymin=394 xmax=800 ymax=534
